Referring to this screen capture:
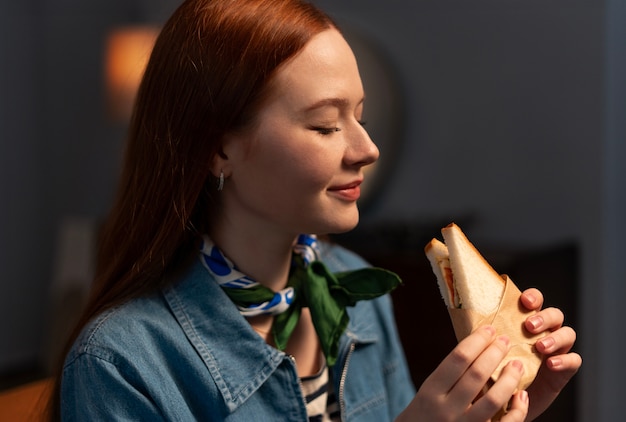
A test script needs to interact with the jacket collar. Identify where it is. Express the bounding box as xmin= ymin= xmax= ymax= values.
xmin=163 ymin=255 xmax=379 ymax=413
